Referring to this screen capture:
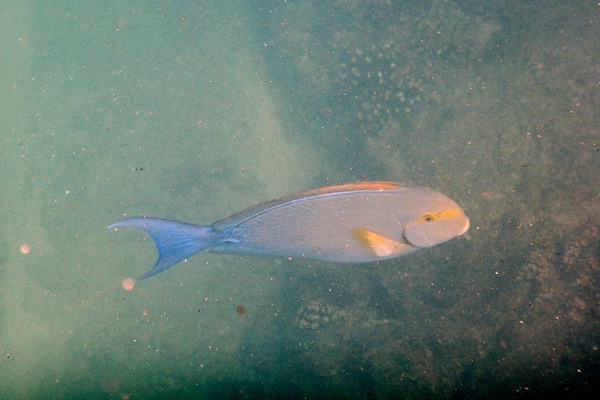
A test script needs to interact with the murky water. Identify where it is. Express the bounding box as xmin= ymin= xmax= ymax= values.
xmin=1 ymin=1 xmax=598 ymax=398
